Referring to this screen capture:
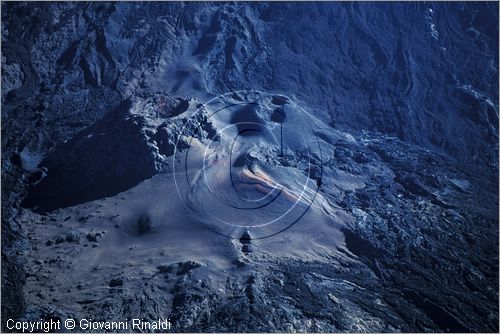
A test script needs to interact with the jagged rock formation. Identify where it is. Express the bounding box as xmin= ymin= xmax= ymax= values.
xmin=1 ymin=2 xmax=498 ymax=332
